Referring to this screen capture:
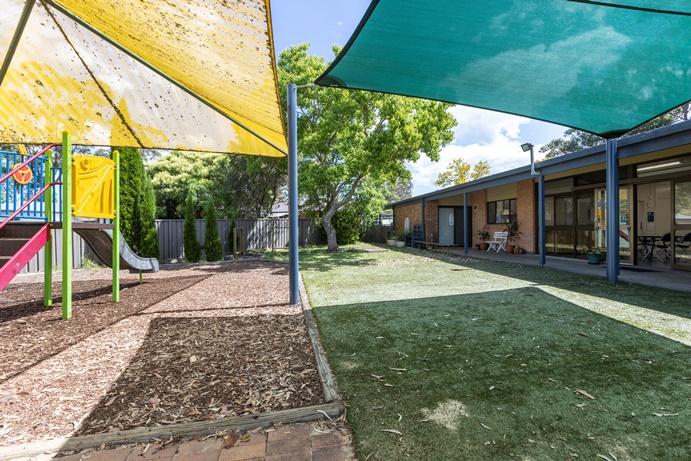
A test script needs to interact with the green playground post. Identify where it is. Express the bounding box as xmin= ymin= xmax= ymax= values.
xmin=61 ymin=132 xmax=72 ymax=320
xmin=43 ymin=149 xmax=53 ymax=307
xmin=112 ymin=149 xmax=120 ymax=302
